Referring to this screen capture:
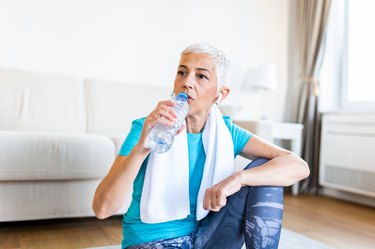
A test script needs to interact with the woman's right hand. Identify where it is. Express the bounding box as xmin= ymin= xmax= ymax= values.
xmin=136 ymin=100 xmax=178 ymax=152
